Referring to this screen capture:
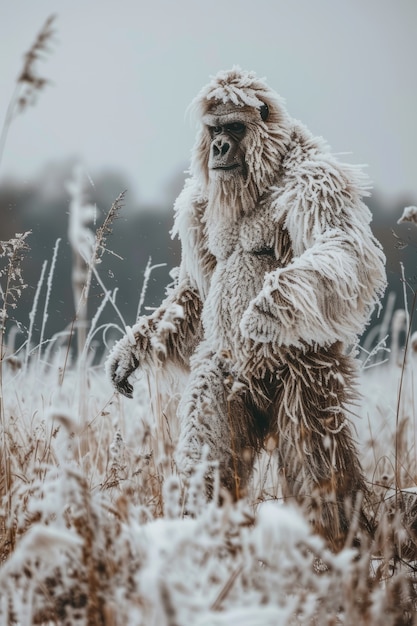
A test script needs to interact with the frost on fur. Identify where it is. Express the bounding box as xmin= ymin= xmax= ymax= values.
xmin=107 ymin=68 xmax=386 ymax=549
